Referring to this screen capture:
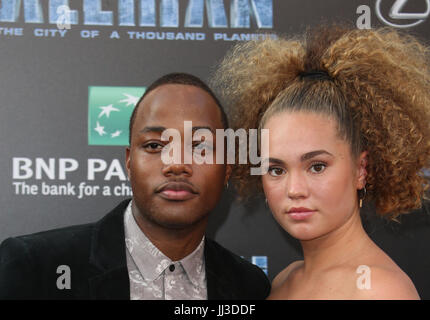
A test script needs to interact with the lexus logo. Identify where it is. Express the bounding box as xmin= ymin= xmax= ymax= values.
xmin=376 ymin=0 xmax=430 ymax=28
